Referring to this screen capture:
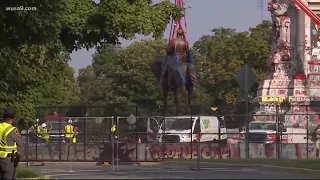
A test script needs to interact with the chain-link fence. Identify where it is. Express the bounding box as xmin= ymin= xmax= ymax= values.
xmin=19 ymin=104 xmax=320 ymax=164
